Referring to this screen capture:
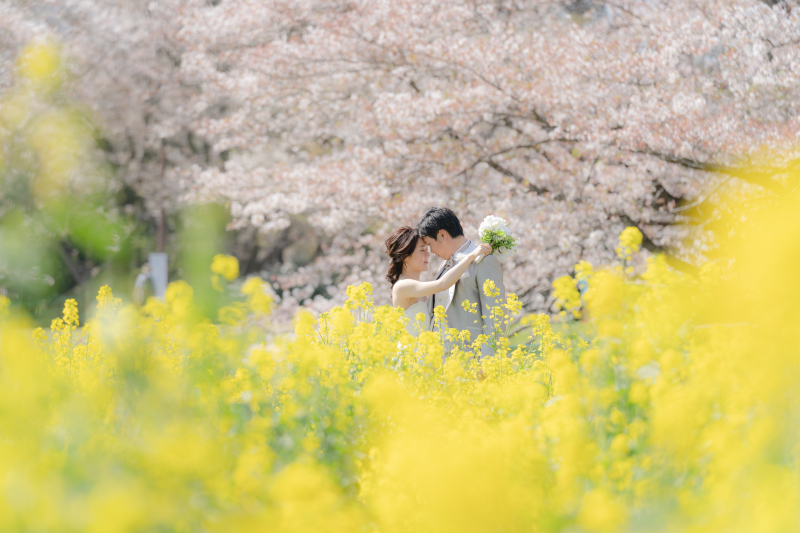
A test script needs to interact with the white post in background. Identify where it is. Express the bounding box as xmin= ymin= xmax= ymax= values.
xmin=149 ymin=252 xmax=168 ymax=299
